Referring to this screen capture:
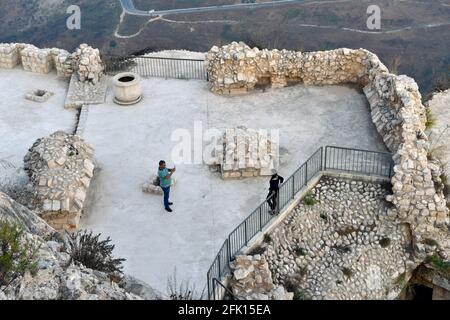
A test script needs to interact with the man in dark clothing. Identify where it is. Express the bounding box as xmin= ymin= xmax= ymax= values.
xmin=267 ymin=172 xmax=284 ymax=214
